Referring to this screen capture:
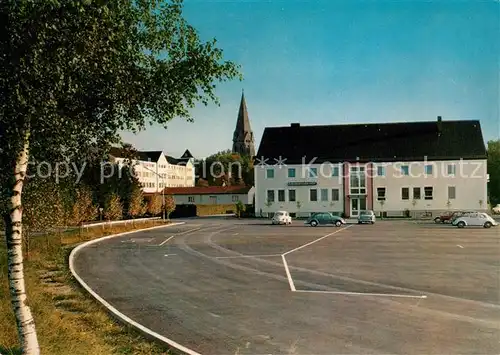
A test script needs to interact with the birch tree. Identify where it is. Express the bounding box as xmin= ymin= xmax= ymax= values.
xmin=0 ymin=0 xmax=240 ymax=352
